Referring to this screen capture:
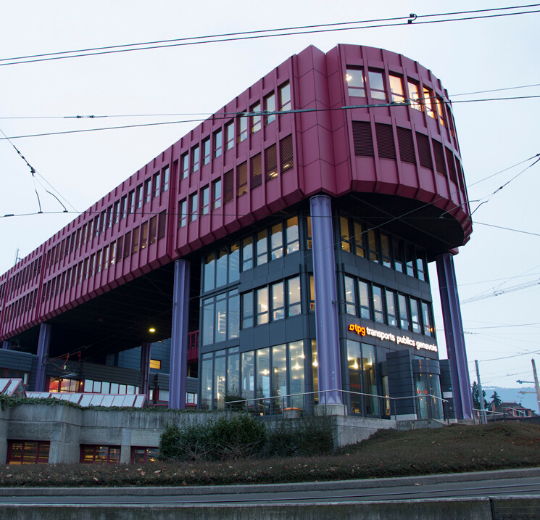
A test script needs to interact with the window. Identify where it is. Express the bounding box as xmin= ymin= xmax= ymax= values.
xmin=272 ymin=281 xmax=285 ymax=320
xmin=372 ymin=285 xmax=384 ymax=323
xmin=225 ymin=121 xmax=234 ymax=150
xmin=386 ymin=290 xmax=397 ymax=327
xmin=285 ymin=216 xmax=299 ymax=254
xmin=123 ymin=232 xmax=131 ymax=258
xmin=201 ymin=186 xmax=210 ymax=215
xmin=422 ymin=301 xmax=433 ymax=337
xmin=144 ymin=179 xmax=152 ymax=204
xmin=354 ymin=221 xmax=366 ymax=257
xmin=157 ymin=211 xmax=166 ymax=239
xmin=7 ymin=441 xmax=50 ymax=464
xmin=380 ymin=233 xmax=392 ymax=268
xmin=369 ymin=70 xmax=386 ymax=100
xmin=389 ymin=74 xmax=405 ymax=103
xmin=140 ymin=221 xmax=148 ymax=249
xmin=162 ymin=166 xmax=169 ymax=192
xmin=270 ymin=223 xmax=283 ymax=259
xmin=132 ymin=227 xmax=139 ymax=254
xmin=398 ymin=294 xmax=409 ymax=330
xmin=237 ymin=161 xmax=248 ymax=196
xmin=256 ymin=229 xmax=268 ymax=265
xmin=408 ymin=81 xmax=422 ymax=111
xmin=202 ymin=289 xmax=239 ymax=345
xmin=150 ymin=359 xmax=161 ymax=370
xmin=213 ymin=179 xmax=222 ymax=210
xmin=110 ymin=242 xmax=116 ymax=266
xmin=202 ymin=138 xmax=210 ymax=166
xmin=436 ymin=97 xmax=446 ymax=126
xmin=178 ymin=200 xmax=187 ymax=228
xmin=346 ymin=68 xmax=365 ymax=97
xmin=279 ymin=82 xmax=291 ymax=111
xmin=96 ymin=250 xmax=102 ymax=273
xmin=265 ymin=144 xmax=278 ymax=180
xmin=190 ymin=193 xmax=198 ymax=222
xmin=242 ymin=236 xmax=253 ymax=271
xmin=410 ymin=298 xmax=421 ymax=333
xmin=393 ymin=239 xmax=404 ymax=273
xmin=250 ymin=153 xmax=262 ymax=189
xmin=153 ymin=173 xmax=160 ymax=198
xmin=280 ymin=135 xmax=294 ymax=172
xmin=265 ymin=92 xmax=276 ymax=124
xmin=238 ymin=115 xmax=248 ymax=142
xmin=81 ymin=445 xmax=120 ymax=464
xmin=368 ymin=230 xmax=380 ymax=263
xmin=359 ymin=280 xmax=370 ymax=319
xmin=344 ymin=275 xmax=356 ymax=315
xmin=224 ymin=170 xmax=234 ymax=204
xmin=256 ymin=287 xmax=269 ymax=325
xmin=192 ymin=145 xmax=200 ymax=173
xmin=180 ymin=153 xmax=189 ymax=179
xmin=242 ymin=292 xmax=253 ymax=328
xmin=251 ymin=102 xmax=261 ymax=133
xmin=340 ymin=217 xmax=351 ymax=252
xmin=136 ymin=185 xmax=143 ymax=210
xmin=406 ymin=245 xmax=416 ymax=277
xmin=214 ymin=129 xmax=223 ymax=158
xmin=416 ymin=250 xmax=426 ymax=281
xmin=288 ymin=276 xmax=301 ymax=316
xmin=132 ymin=447 xmax=160 ymax=464
xmin=423 ymin=87 xmax=435 ymax=118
